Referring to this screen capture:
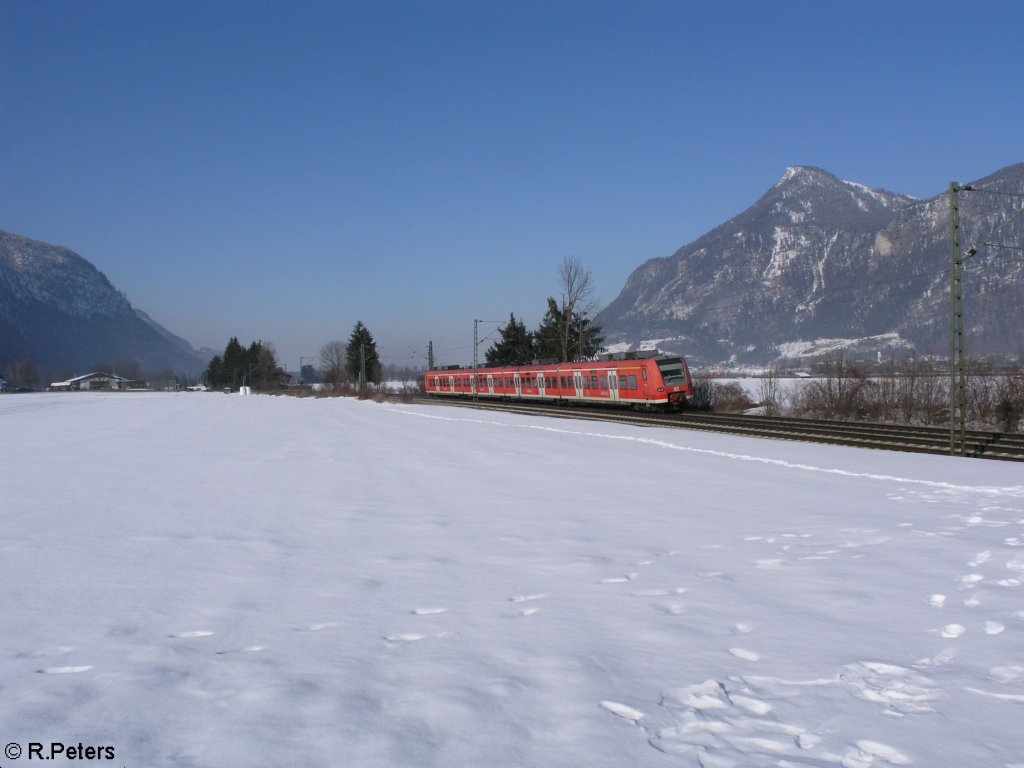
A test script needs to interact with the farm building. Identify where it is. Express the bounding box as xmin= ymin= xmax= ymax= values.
xmin=49 ymin=372 xmax=135 ymax=391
